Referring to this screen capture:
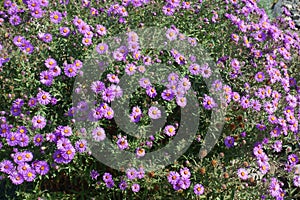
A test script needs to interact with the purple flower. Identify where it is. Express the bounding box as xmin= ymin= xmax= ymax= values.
xmin=75 ymin=139 xmax=87 ymax=153
xmin=64 ymin=64 xmax=77 ymax=77
xmin=116 ymin=136 xmax=129 ymax=150
xmin=82 ymin=37 xmax=92 ymax=46
xmin=33 ymin=134 xmax=43 ymax=146
xmin=37 ymin=90 xmax=51 ymax=105
xmin=164 ymin=125 xmax=176 ymax=137
xmin=272 ymin=140 xmax=282 ymax=152
xmin=103 ymin=172 xmax=112 ymax=183
xmin=288 ymin=154 xmax=298 ymax=166
xmin=40 ymin=71 xmax=53 ymax=86
xmin=161 ymin=89 xmax=175 ymax=101
xmin=136 ymin=147 xmax=145 ymax=157
xmin=168 ymin=171 xmax=180 ymax=185
xmin=166 ymin=28 xmax=178 ymax=41
xmin=132 ymin=183 xmax=140 ymax=192
xmin=148 ymin=106 xmax=161 ymax=119
xmin=28 ymin=97 xmax=37 ymax=107
xmin=6 ymin=132 xmax=19 ymax=146
xmin=119 ymin=180 xmax=127 ymax=190
xmin=92 ymin=127 xmax=106 ymax=141
xmin=179 ymin=178 xmax=191 ymax=190
xmin=61 ymin=146 xmax=75 ymax=160
xmin=126 ymin=168 xmax=137 ymax=180
xmin=13 ymin=152 xmax=26 ymax=164
xmin=96 ymin=24 xmax=107 ymax=36
xmin=255 ymin=72 xmax=265 ymax=82
xmin=293 ymin=176 xmax=300 ymax=187
xmin=200 ymin=63 xmax=211 ymax=78
xmin=23 ymin=169 xmax=36 ymax=182
xmin=189 ymin=63 xmax=201 ymax=75
xmin=90 ymin=170 xmax=99 ymax=180
xmin=224 ymin=136 xmax=234 ymax=148
xmin=60 ymin=27 xmax=70 ymax=37
xmin=146 ymin=86 xmax=157 ymax=98
xmin=203 ymin=95 xmax=216 ymax=110
xmin=9 ymin=15 xmax=21 ymax=26
xmin=0 ymin=160 xmax=14 ymax=174
xmin=50 ymin=11 xmax=62 ymax=24
xmin=31 ymin=7 xmax=44 ymax=18
xmin=96 ymin=43 xmax=108 ymax=54
xmin=107 ymin=74 xmax=119 ymax=84
xmin=34 ymin=161 xmax=49 ymax=175
xmin=237 ymin=168 xmax=248 ymax=180
xmin=32 ymin=115 xmax=46 ymax=129
xmin=194 ymin=183 xmax=204 ymax=195
xmin=180 ymin=167 xmax=191 ymax=179
xmin=9 ymin=171 xmax=24 ymax=185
